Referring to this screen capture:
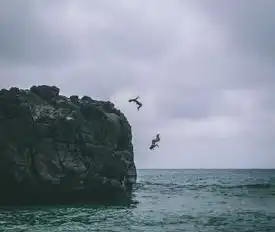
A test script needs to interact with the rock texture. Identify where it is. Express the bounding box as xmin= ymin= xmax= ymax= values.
xmin=0 ymin=85 xmax=137 ymax=205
